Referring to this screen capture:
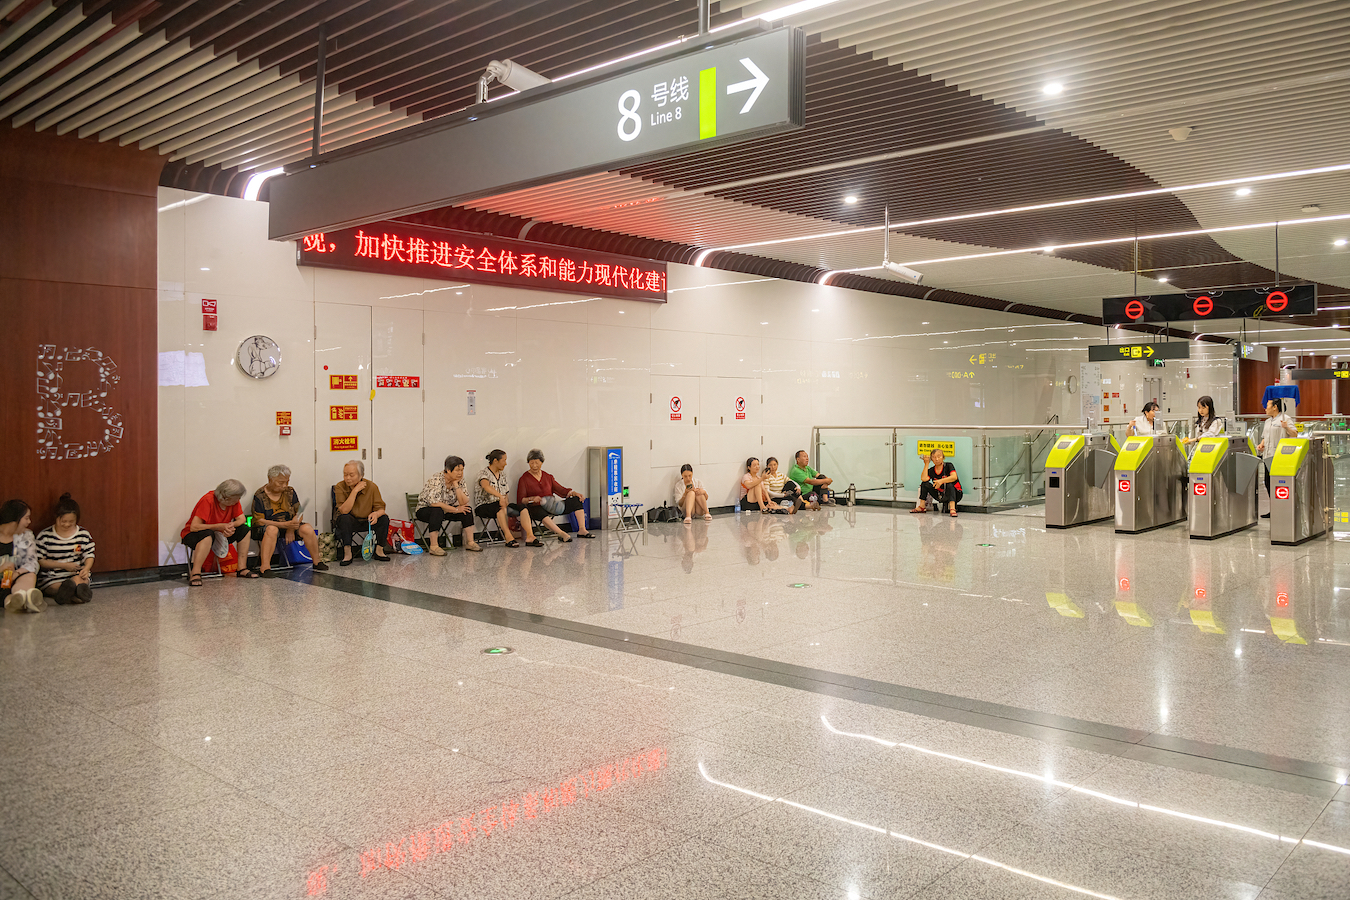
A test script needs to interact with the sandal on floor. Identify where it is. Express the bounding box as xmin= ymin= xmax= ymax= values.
xmin=950 ymin=511 xmax=959 ymax=517
xmin=505 ymin=540 xmax=521 ymax=548
xmin=703 ymin=513 xmax=712 ymax=520
xmin=578 ymin=533 xmax=596 ymax=539
xmin=910 ymin=507 xmax=928 ymax=513
xmin=559 ymin=535 xmax=573 ymax=543
xmin=464 ymin=543 xmax=484 ymax=552
xmin=235 ymin=568 xmax=260 ymax=578
xmin=188 ymin=574 xmax=203 ymax=587
xmin=525 ymin=539 xmax=544 ymax=547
